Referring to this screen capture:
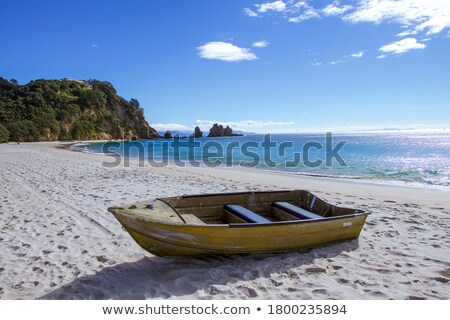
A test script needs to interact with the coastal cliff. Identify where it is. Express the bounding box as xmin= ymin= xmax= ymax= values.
xmin=0 ymin=77 xmax=160 ymax=142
